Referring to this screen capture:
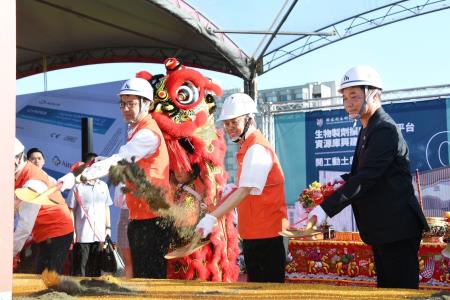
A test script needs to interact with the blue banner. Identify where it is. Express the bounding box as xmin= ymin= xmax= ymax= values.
xmin=17 ymin=105 xmax=115 ymax=134
xmin=304 ymin=99 xmax=448 ymax=184
xmin=305 ymin=109 xmax=356 ymax=183
xmin=384 ymin=100 xmax=448 ymax=171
